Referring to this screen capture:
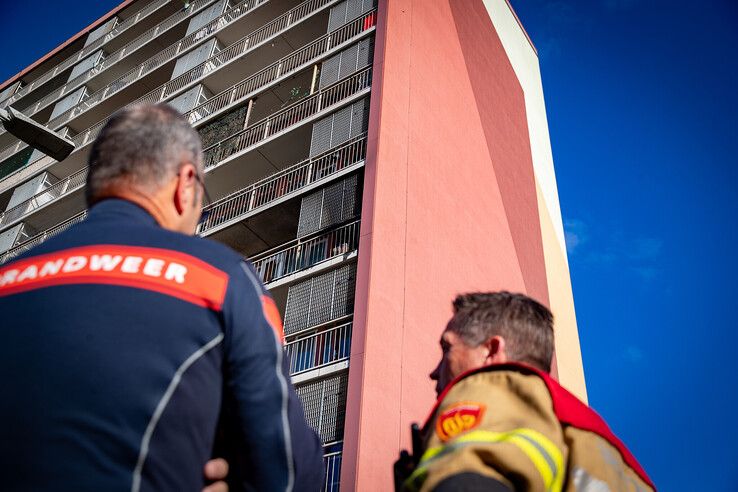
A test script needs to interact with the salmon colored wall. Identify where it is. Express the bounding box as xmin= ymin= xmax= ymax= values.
xmin=341 ymin=0 xmax=548 ymax=489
